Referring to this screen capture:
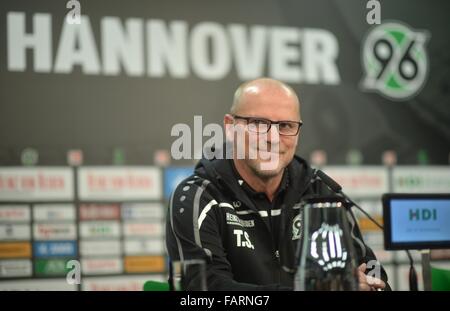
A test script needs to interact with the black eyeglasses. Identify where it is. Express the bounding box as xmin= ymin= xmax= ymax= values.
xmin=232 ymin=115 xmax=303 ymax=136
